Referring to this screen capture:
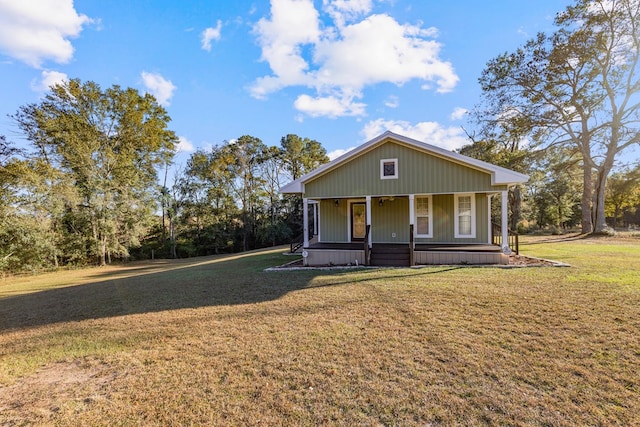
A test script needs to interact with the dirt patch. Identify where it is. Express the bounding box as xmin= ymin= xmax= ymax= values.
xmin=0 ymin=358 xmax=113 ymax=425
xmin=508 ymin=254 xmax=559 ymax=266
